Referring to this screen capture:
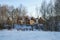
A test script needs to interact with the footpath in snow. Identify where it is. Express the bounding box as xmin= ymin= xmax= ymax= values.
xmin=0 ymin=30 xmax=60 ymax=40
